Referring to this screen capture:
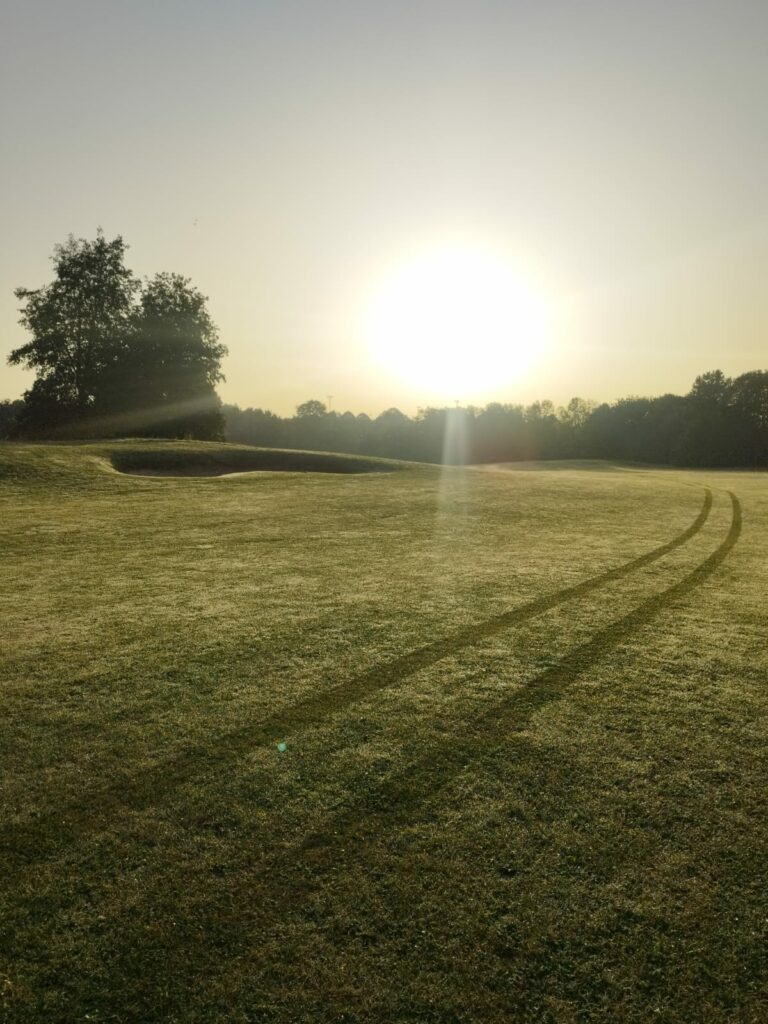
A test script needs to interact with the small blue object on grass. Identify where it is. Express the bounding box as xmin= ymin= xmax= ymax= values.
xmin=277 ymin=741 xmax=288 ymax=753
